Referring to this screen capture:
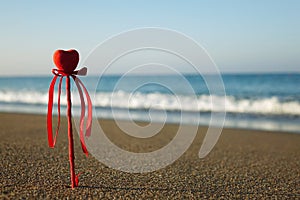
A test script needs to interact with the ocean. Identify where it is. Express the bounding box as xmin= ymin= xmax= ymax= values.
xmin=0 ymin=73 xmax=299 ymax=133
